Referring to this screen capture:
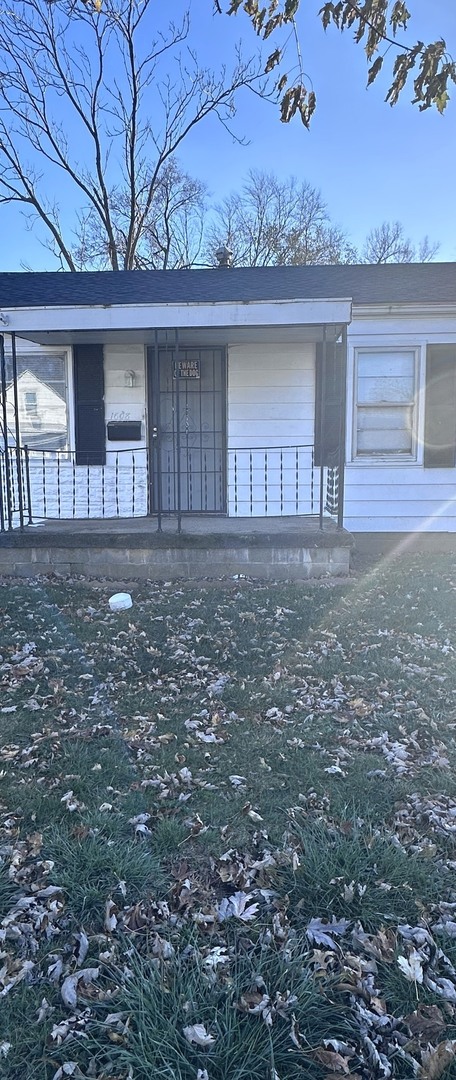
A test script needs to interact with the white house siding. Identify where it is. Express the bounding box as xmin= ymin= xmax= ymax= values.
xmin=103 ymin=343 xmax=146 ymax=439
xmin=227 ymin=342 xmax=316 ymax=517
xmin=27 ymin=459 xmax=148 ymax=520
xmin=344 ymin=313 xmax=456 ymax=533
xmin=24 ymin=343 xmax=149 ymax=521
xmin=14 ymin=313 xmax=456 ymax=531
xmin=75 ymin=343 xmax=148 ymax=518
xmin=343 ymin=469 xmax=456 ymax=533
